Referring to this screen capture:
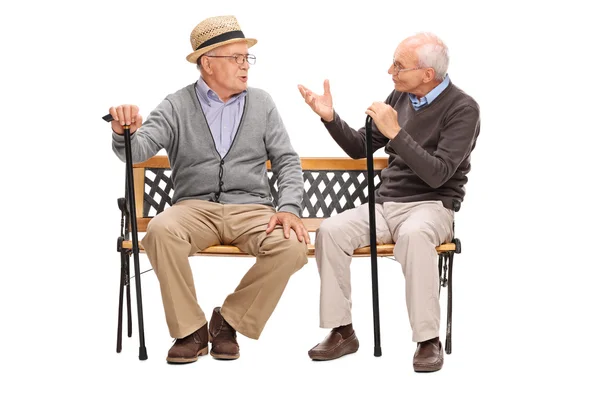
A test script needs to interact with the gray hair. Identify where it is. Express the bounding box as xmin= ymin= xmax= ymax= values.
xmin=196 ymin=49 xmax=217 ymax=71
xmin=411 ymin=32 xmax=449 ymax=81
